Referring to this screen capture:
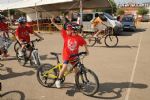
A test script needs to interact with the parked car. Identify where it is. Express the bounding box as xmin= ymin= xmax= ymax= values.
xmin=72 ymin=12 xmax=123 ymax=35
xmin=121 ymin=15 xmax=136 ymax=31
